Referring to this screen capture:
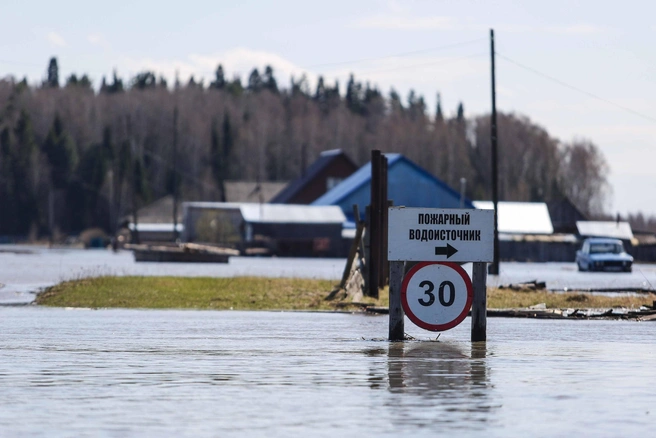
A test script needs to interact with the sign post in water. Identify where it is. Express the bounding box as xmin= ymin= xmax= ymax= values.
xmin=387 ymin=207 xmax=493 ymax=342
